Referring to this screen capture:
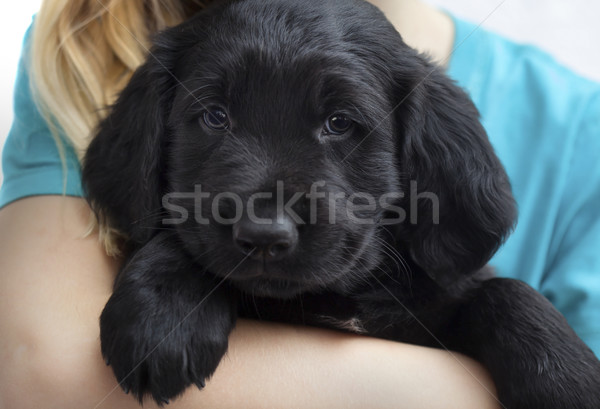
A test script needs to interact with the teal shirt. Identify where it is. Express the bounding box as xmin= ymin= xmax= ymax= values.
xmin=448 ymin=16 xmax=600 ymax=355
xmin=0 ymin=24 xmax=82 ymax=204
xmin=2 ymin=17 xmax=600 ymax=354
